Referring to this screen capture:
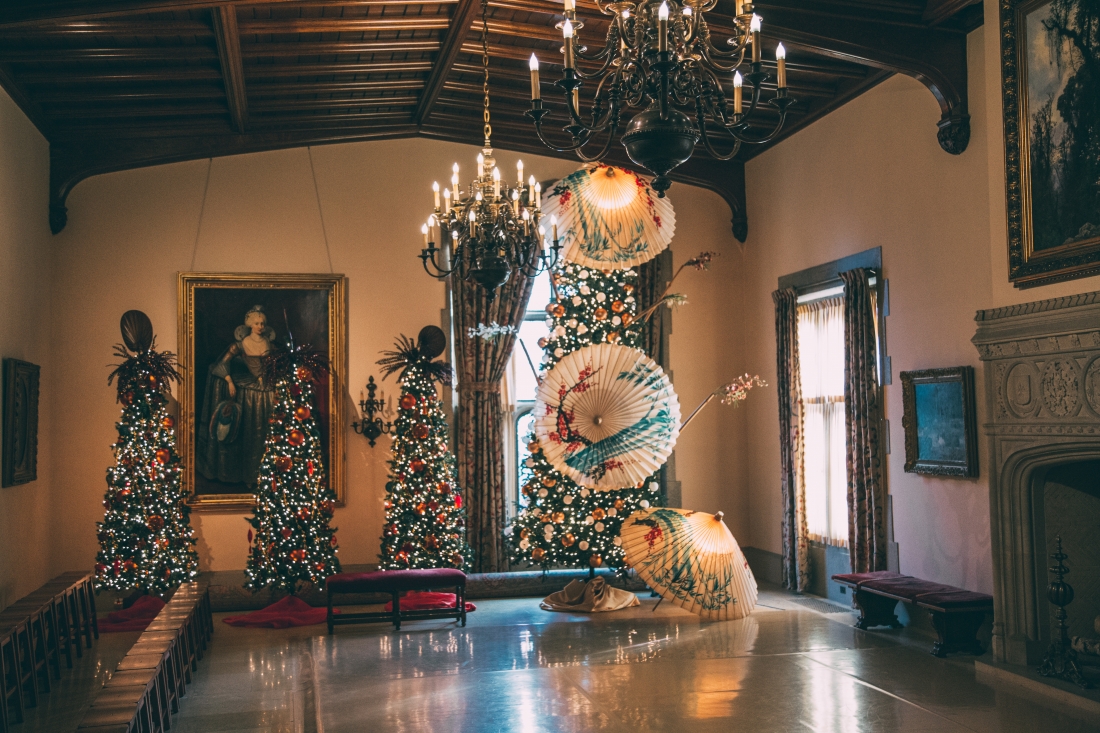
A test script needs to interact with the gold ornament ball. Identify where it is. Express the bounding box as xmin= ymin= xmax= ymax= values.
xmin=589 ymin=555 xmax=603 ymax=568
xmin=562 ymin=533 xmax=576 ymax=547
